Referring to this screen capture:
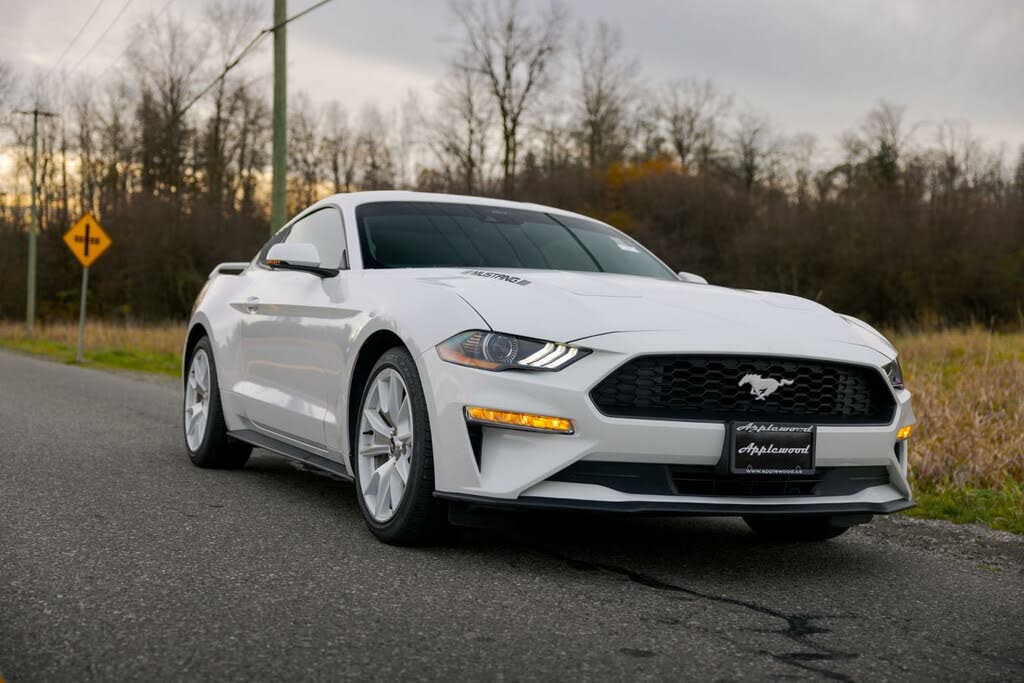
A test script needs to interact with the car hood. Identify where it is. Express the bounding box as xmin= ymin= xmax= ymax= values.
xmin=404 ymin=268 xmax=895 ymax=360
